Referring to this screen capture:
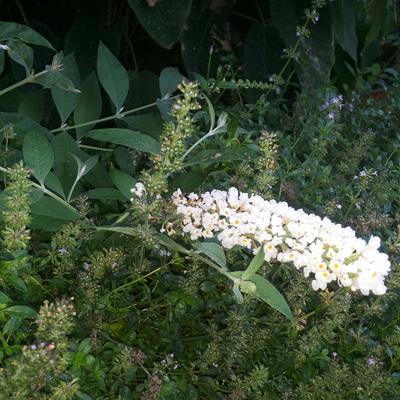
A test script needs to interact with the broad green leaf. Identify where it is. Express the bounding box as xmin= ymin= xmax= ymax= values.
xmin=18 ymin=91 xmax=44 ymax=123
xmin=23 ymin=131 xmax=54 ymax=184
xmin=242 ymin=247 xmax=265 ymax=280
xmin=181 ymin=2 xmax=216 ymax=74
xmin=127 ymin=0 xmax=192 ymax=49
xmin=3 ymin=316 xmax=22 ymax=336
xmin=97 ymin=42 xmax=129 ymax=111
xmin=52 ymin=131 xmax=87 ymax=193
xmin=159 ymin=67 xmax=185 ymax=97
xmin=31 ymin=215 xmax=68 ymax=232
xmin=4 ymin=305 xmax=37 ymax=318
xmin=31 ymin=196 xmax=80 ymax=220
xmin=86 ymin=128 xmax=160 ymax=154
xmin=363 ymin=0 xmax=388 ymax=52
xmin=6 ymin=39 xmax=33 ymax=72
xmin=330 ymin=0 xmax=358 ymax=62
xmin=0 ymin=21 xmax=54 ymax=49
xmin=85 ymin=188 xmax=125 ymax=201
xmin=123 ymin=112 xmax=163 ymax=139
xmin=52 ymin=53 xmax=81 ymax=124
xmin=110 ymin=167 xmax=136 ymax=199
xmin=45 ymin=173 xmax=66 ymax=198
xmin=171 ymin=169 xmax=208 ymax=192
xmin=74 ymin=72 xmax=102 ymax=137
xmin=247 ymin=274 xmax=294 ymax=321
xmin=0 ymin=291 xmax=11 ymax=304
xmin=193 ymin=242 xmax=226 ymax=269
